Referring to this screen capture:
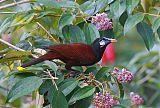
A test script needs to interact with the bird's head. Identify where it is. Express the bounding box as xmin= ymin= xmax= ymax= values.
xmin=99 ymin=37 xmax=117 ymax=48
xmin=91 ymin=37 xmax=117 ymax=59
